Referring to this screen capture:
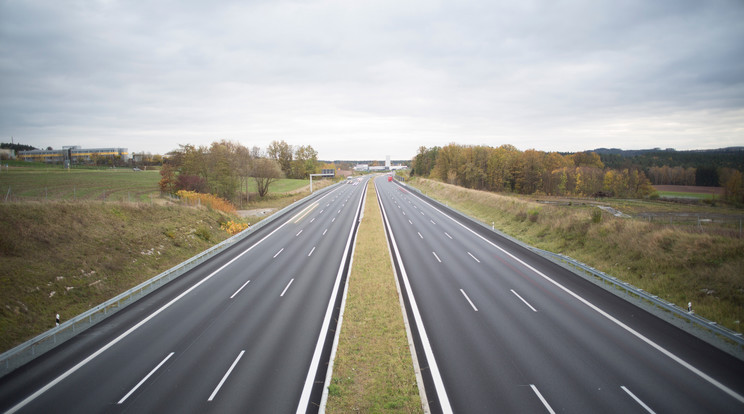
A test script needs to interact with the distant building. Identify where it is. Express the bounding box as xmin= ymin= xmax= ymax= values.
xmin=18 ymin=146 xmax=129 ymax=164
xmin=354 ymin=164 xmax=369 ymax=172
